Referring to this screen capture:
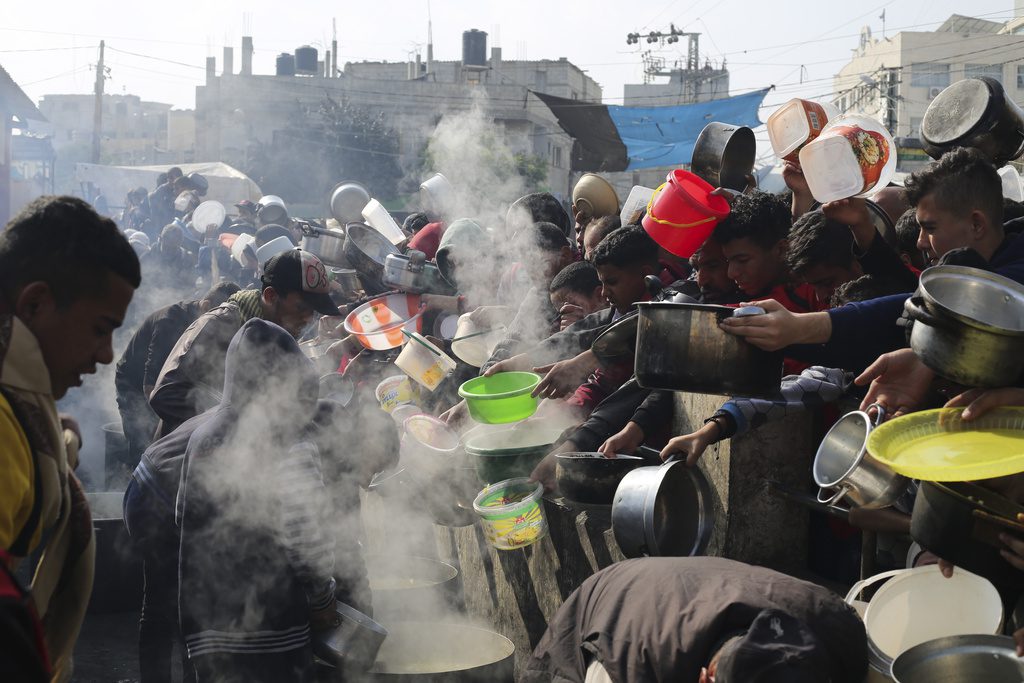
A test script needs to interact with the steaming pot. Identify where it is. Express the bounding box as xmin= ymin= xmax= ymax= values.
xmin=634 ymin=302 xmax=783 ymax=398
xmin=382 ymin=250 xmax=456 ymax=295
xmin=365 ymin=621 xmax=514 ymax=682
xmin=343 ymin=222 xmax=402 ymax=294
xmin=300 ymin=220 xmax=348 ymax=266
